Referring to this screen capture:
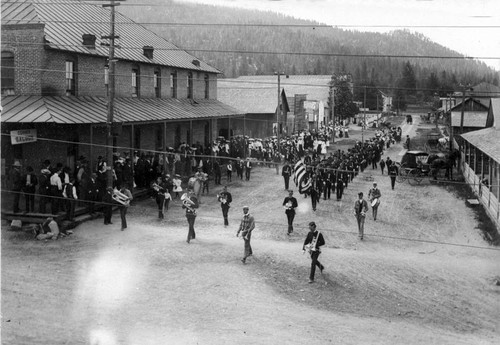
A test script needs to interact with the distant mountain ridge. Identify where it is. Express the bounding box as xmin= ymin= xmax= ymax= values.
xmin=118 ymin=0 xmax=499 ymax=96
